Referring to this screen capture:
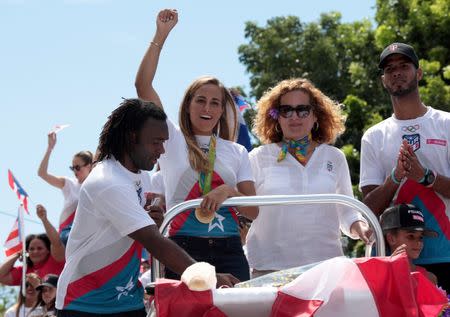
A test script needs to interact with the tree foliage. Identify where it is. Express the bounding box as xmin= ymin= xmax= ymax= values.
xmin=375 ymin=0 xmax=450 ymax=111
xmin=238 ymin=0 xmax=450 ymax=187
xmin=0 ymin=285 xmax=17 ymax=315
